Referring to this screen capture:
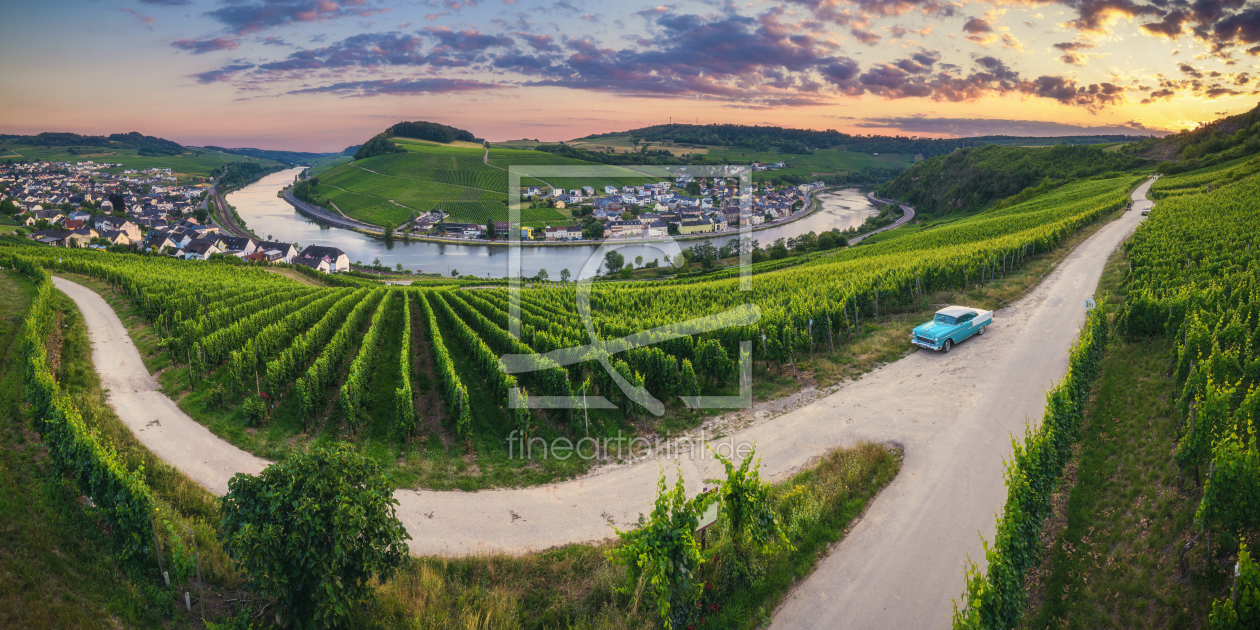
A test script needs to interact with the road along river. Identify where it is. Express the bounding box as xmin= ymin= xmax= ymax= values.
xmin=54 ymin=177 xmax=1153 ymax=629
xmin=227 ymin=168 xmax=878 ymax=278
